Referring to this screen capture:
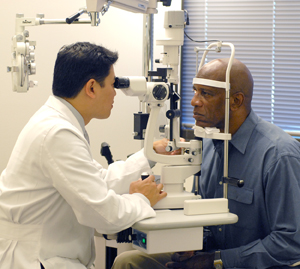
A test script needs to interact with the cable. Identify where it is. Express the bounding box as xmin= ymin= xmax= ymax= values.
xmin=184 ymin=31 xmax=220 ymax=44
xmin=183 ymin=10 xmax=221 ymax=44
